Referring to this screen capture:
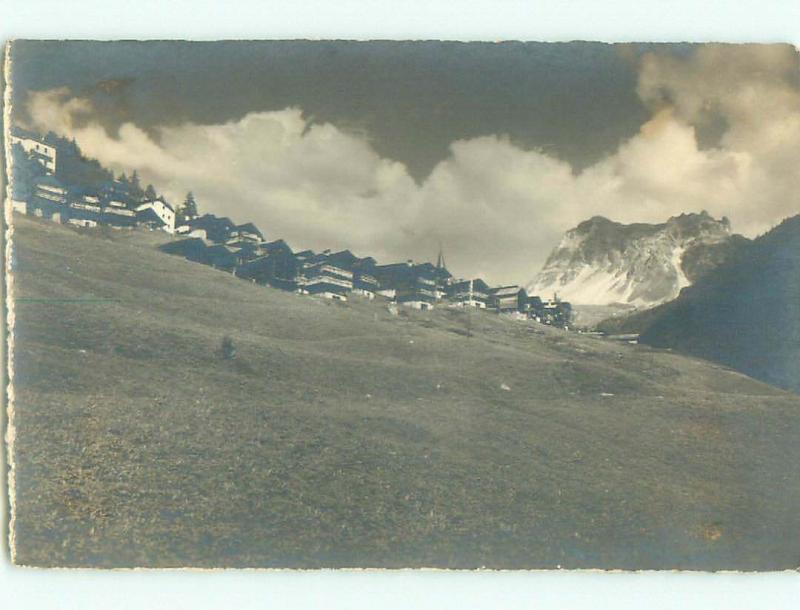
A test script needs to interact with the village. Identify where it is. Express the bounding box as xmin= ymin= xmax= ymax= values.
xmin=8 ymin=126 xmax=573 ymax=326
